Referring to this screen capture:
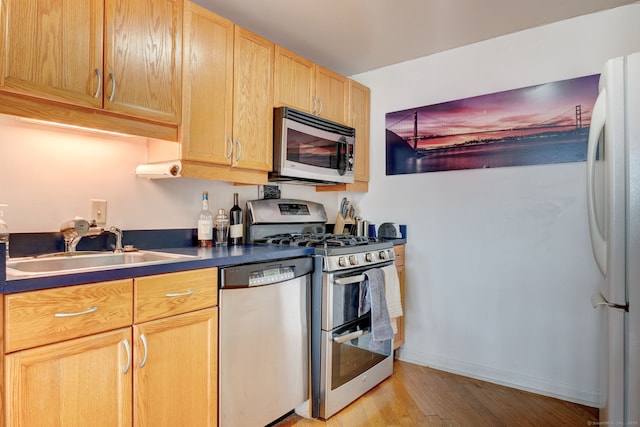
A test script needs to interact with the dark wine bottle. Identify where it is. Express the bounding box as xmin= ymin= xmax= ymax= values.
xmin=229 ymin=193 xmax=243 ymax=245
